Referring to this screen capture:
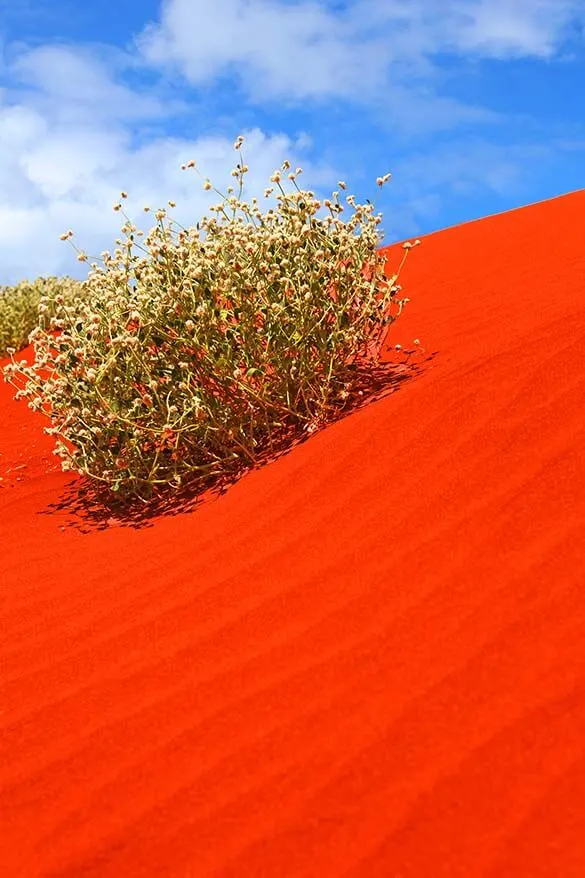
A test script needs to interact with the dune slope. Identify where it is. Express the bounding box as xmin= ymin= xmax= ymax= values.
xmin=1 ymin=190 xmax=585 ymax=877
